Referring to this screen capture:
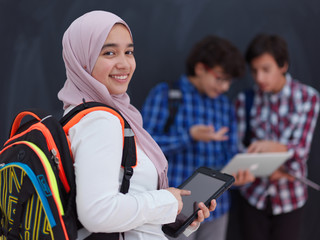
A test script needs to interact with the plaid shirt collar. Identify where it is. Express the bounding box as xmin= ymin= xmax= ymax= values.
xmin=255 ymin=73 xmax=293 ymax=102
